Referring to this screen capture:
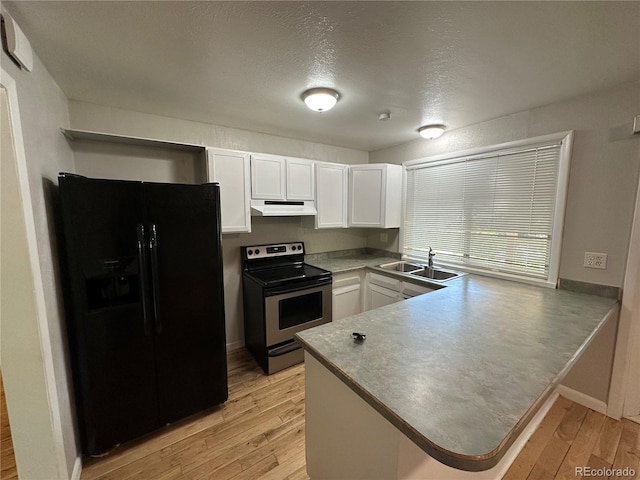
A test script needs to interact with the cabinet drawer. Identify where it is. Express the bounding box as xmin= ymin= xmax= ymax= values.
xmin=333 ymin=273 xmax=362 ymax=289
xmin=368 ymin=272 xmax=400 ymax=291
